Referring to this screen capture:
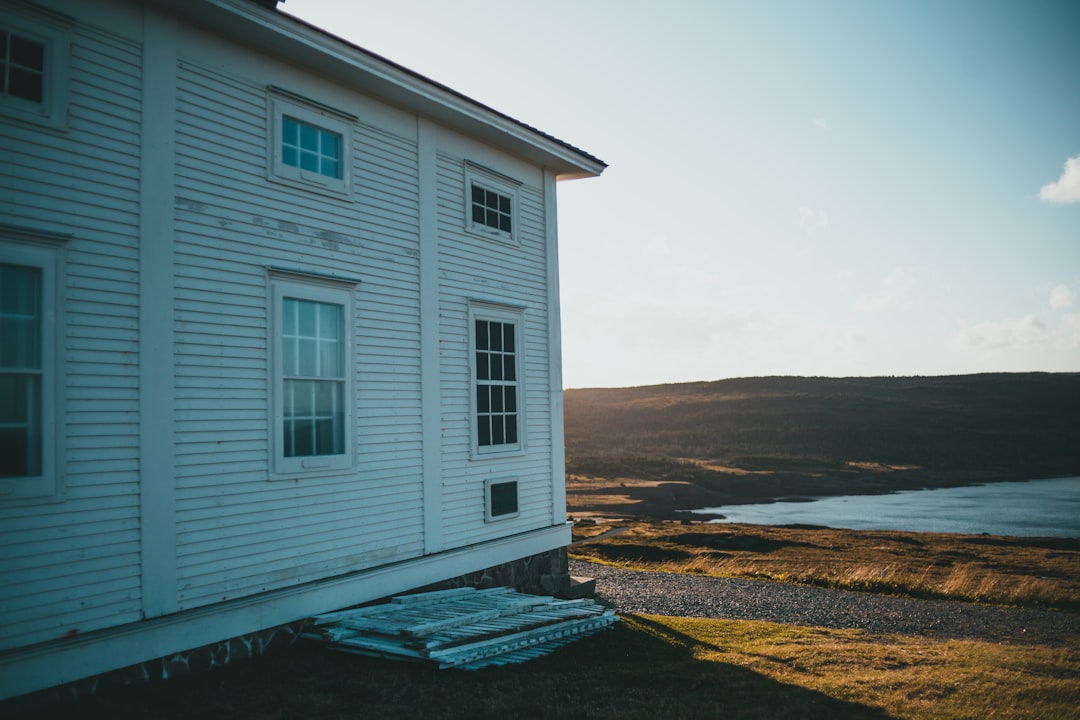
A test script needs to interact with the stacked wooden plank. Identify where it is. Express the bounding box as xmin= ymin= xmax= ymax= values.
xmin=305 ymin=587 xmax=618 ymax=669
